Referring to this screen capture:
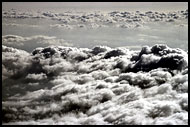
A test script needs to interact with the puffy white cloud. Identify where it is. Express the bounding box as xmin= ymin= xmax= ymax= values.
xmin=26 ymin=73 xmax=47 ymax=81
xmin=2 ymin=44 xmax=188 ymax=125
xmin=2 ymin=45 xmax=31 ymax=80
